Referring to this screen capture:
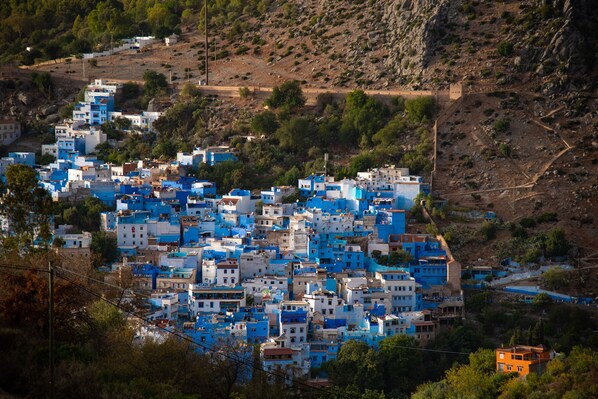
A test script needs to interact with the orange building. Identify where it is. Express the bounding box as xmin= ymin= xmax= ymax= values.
xmin=496 ymin=345 xmax=555 ymax=377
